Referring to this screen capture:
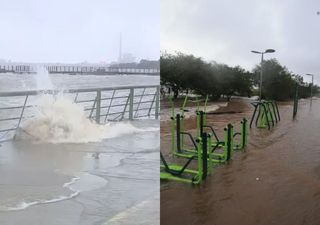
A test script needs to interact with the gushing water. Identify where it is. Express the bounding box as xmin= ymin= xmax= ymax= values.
xmin=35 ymin=65 xmax=54 ymax=90
xmin=19 ymin=95 xmax=156 ymax=143
xmin=16 ymin=65 xmax=158 ymax=143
